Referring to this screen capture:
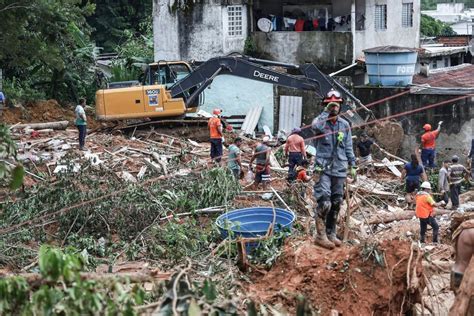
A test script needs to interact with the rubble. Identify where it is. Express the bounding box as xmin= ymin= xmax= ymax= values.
xmin=0 ymin=102 xmax=470 ymax=315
